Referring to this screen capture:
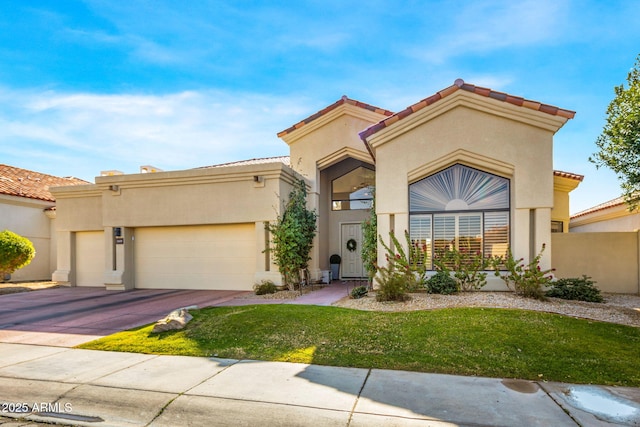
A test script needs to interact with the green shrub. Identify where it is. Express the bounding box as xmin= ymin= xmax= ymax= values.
xmin=0 ymin=230 xmax=35 ymax=277
xmin=433 ymin=247 xmax=489 ymax=291
xmin=380 ymin=231 xmax=427 ymax=292
xmin=267 ymin=179 xmax=317 ymax=291
xmin=427 ymin=271 xmax=458 ymax=295
xmin=489 ymin=245 xmax=553 ymax=300
xmin=375 ymin=268 xmax=411 ymax=302
xmin=546 ymin=276 xmax=603 ymax=303
xmin=350 ymin=285 xmax=368 ymax=299
xmin=254 ymin=280 xmax=278 ymax=295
